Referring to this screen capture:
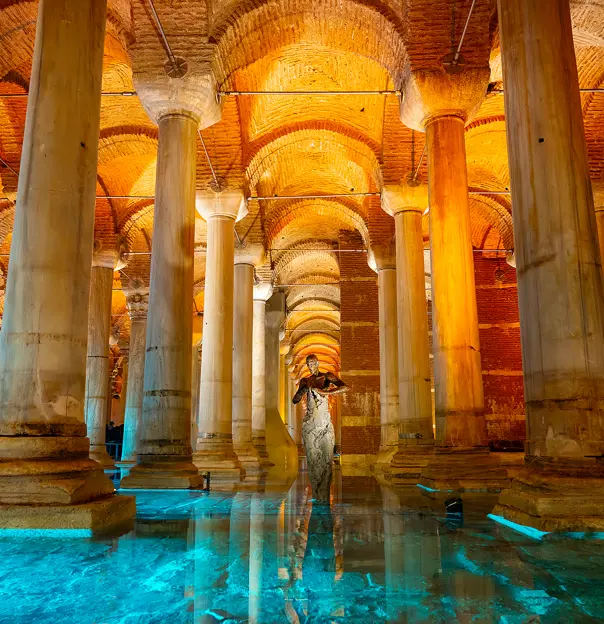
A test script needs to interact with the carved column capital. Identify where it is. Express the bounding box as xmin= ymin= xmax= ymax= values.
xmin=125 ymin=288 xmax=149 ymax=320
